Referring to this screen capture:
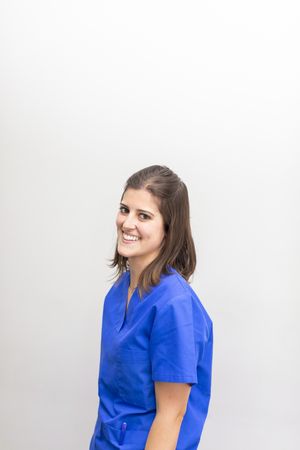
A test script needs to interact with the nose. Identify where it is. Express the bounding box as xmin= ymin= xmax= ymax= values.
xmin=121 ymin=213 xmax=138 ymax=231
